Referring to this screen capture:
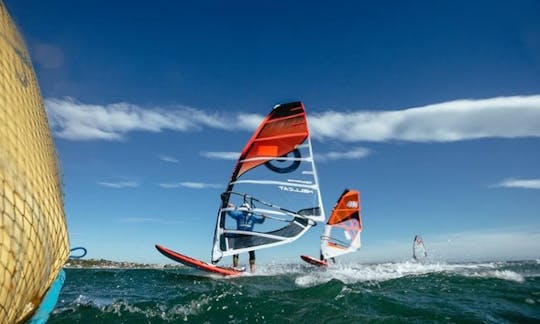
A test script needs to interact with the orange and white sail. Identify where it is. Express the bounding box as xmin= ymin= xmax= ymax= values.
xmin=212 ymin=102 xmax=325 ymax=264
xmin=321 ymin=189 xmax=362 ymax=260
